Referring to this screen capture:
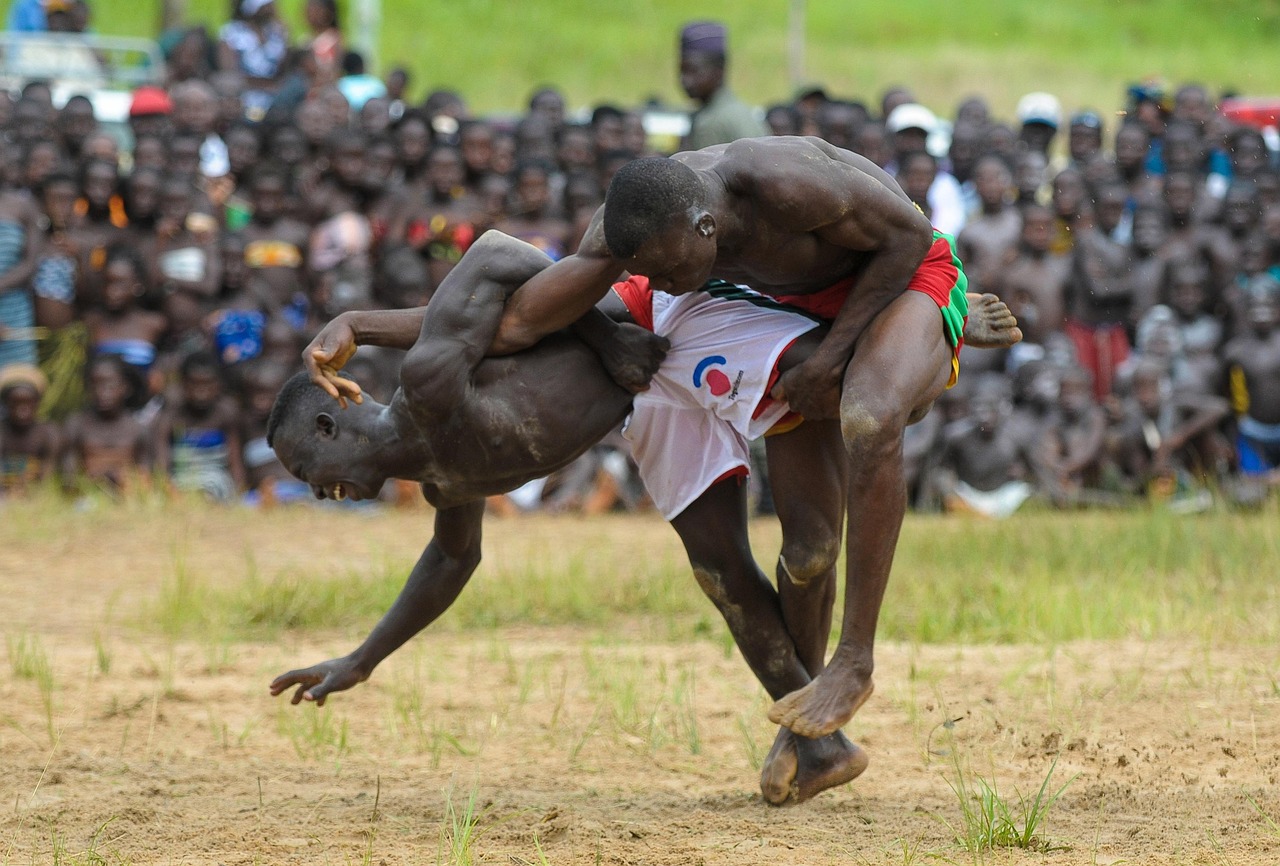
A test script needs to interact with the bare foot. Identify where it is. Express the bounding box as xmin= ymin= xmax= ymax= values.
xmin=760 ymin=730 xmax=869 ymax=805
xmin=768 ymin=656 xmax=874 ymax=739
xmin=963 ymin=292 xmax=1023 ymax=349
xmin=759 ymin=728 xmax=798 ymax=805
xmin=792 ymin=731 xmax=869 ymax=802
